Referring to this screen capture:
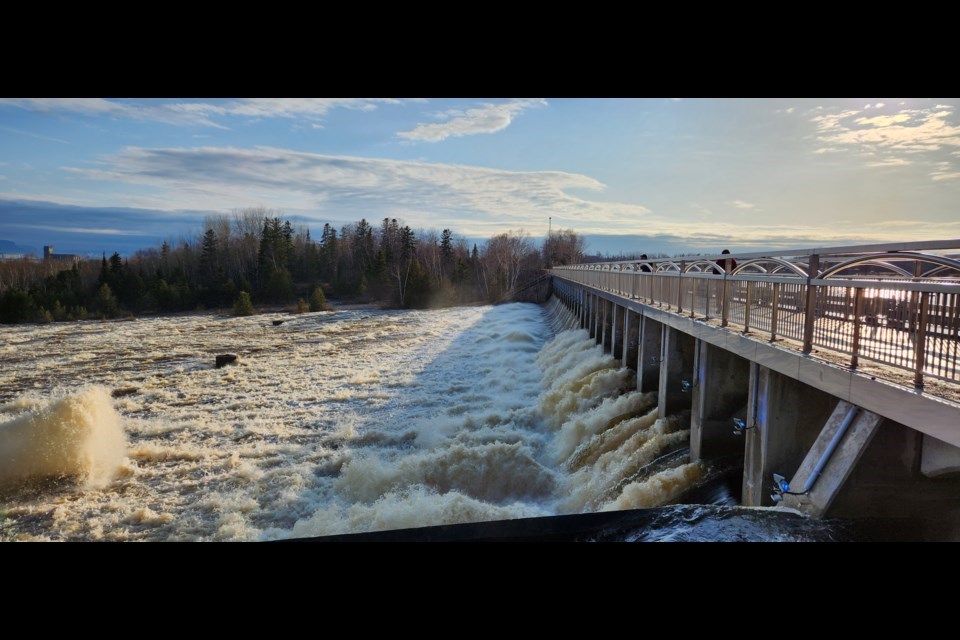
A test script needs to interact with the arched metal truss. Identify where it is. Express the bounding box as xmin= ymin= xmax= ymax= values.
xmin=818 ymin=252 xmax=960 ymax=279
